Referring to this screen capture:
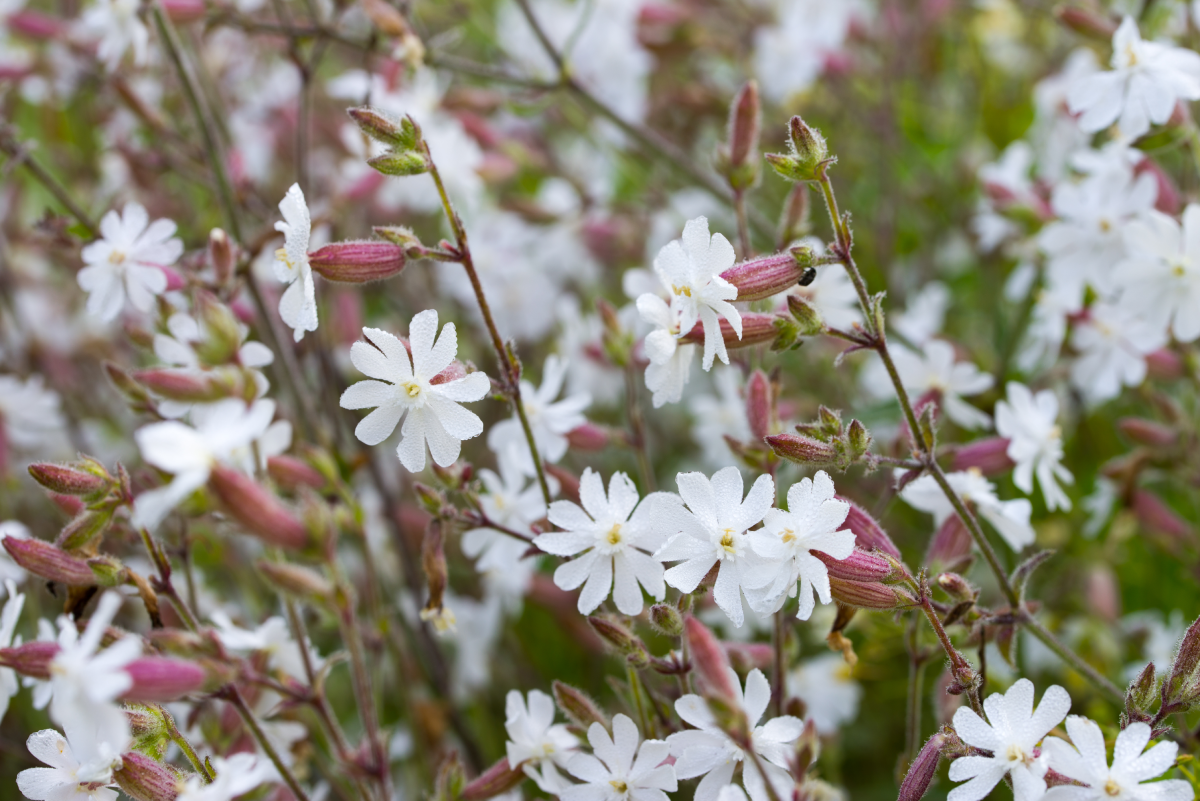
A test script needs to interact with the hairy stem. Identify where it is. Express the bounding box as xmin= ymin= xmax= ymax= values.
xmin=164 ymin=706 xmax=214 ymax=782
